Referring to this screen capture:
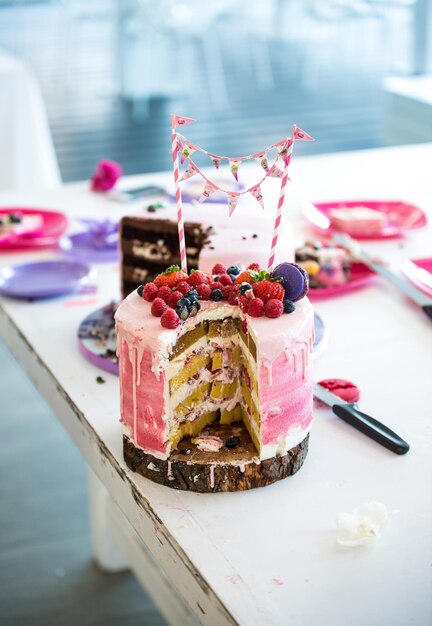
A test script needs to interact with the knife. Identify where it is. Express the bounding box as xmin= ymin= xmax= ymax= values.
xmin=332 ymin=233 xmax=432 ymax=320
xmin=314 ymin=383 xmax=410 ymax=455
